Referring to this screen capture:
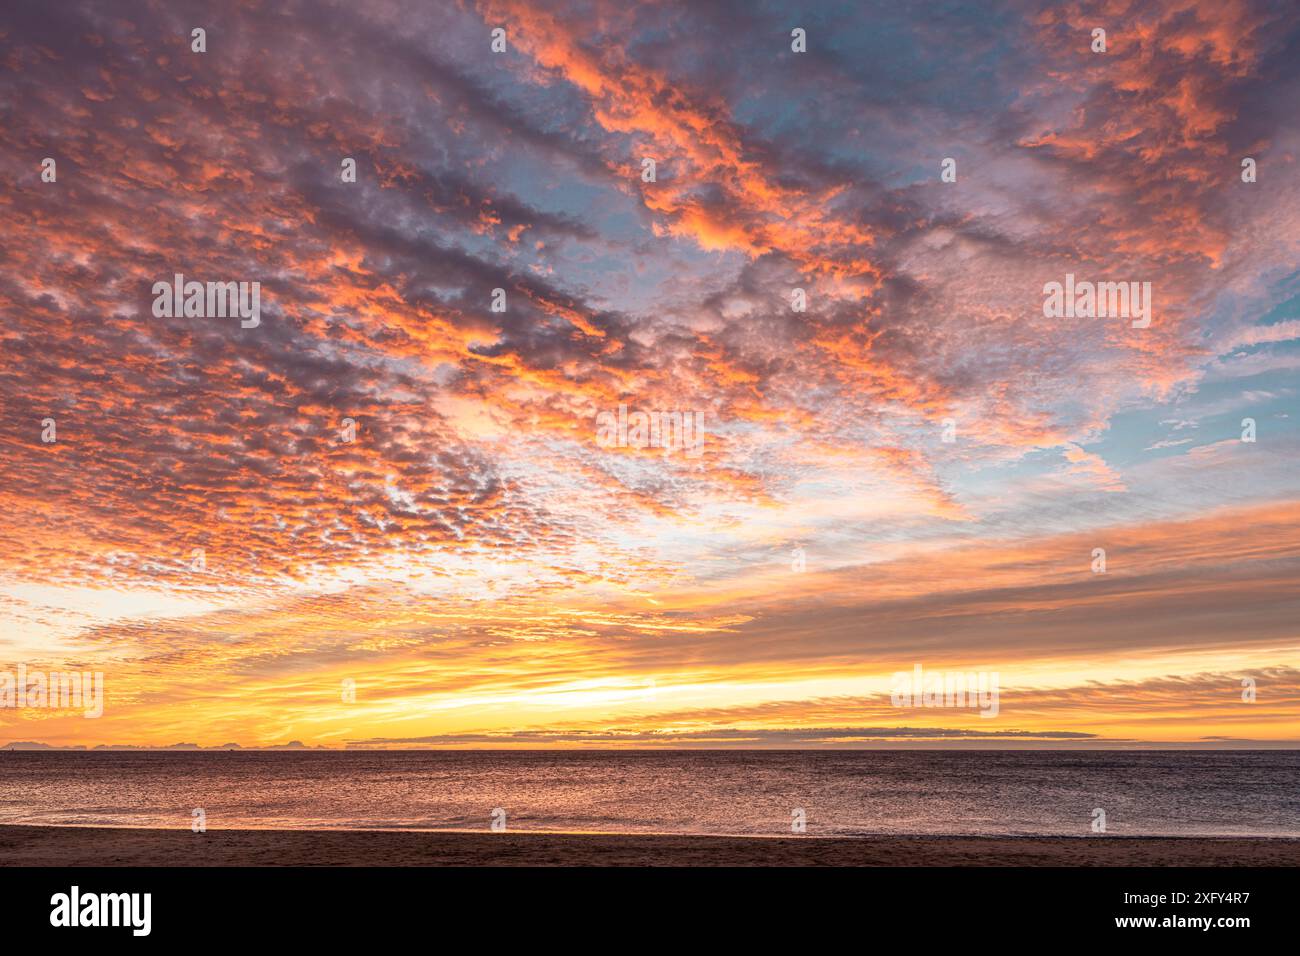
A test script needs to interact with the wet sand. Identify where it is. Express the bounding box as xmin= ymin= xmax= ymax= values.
xmin=2 ymin=824 xmax=1297 ymax=866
